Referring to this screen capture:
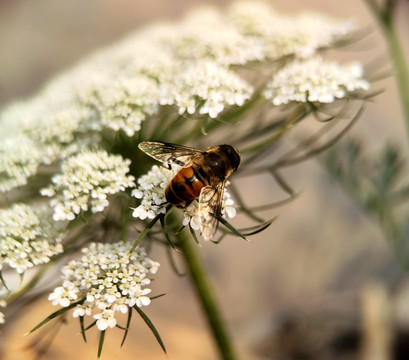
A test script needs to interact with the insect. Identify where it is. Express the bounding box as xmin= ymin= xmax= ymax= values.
xmin=138 ymin=141 xmax=241 ymax=241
